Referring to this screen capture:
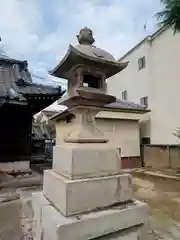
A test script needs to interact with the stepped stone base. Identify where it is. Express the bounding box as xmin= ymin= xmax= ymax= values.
xmin=91 ymin=225 xmax=146 ymax=240
xmin=32 ymin=192 xmax=148 ymax=240
xmin=53 ymin=144 xmax=121 ymax=179
xmin=43 ymin=170 xmax=132 ymax=216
